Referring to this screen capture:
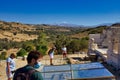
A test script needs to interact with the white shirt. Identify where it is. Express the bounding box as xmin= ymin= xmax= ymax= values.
xmin=6 ymin=57 xmax=15 ymax=71
xmin=62 ymin=47 xmax=67 ymax=53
